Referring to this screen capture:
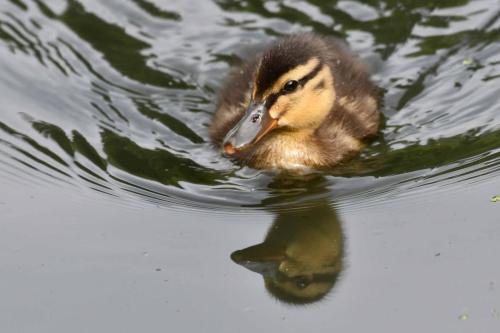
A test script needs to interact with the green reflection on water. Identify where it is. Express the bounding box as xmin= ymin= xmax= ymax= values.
xmin=342 ymin=129 xmax=500 ymax=177
xmin=131 ymin=0 xmax=182 ymax=21
xmin=36 ymin=0 xmax=188 ymax=89
xmin=0 ymin=0 xmax=498 ymax=202
xmin=101 ymin=129 xmax=221 ymax=187
xmin=133 ymin=99 xmax=204 ymax=144
xmin=215 ymin=0 xmax=472 ymax=58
